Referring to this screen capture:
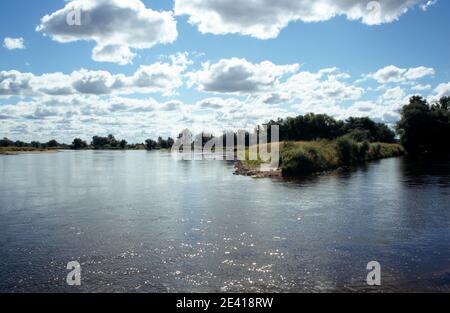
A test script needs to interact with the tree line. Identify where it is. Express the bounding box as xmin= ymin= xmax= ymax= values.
xmin=76 ymin=135 xmax=176 ymax=151
xmin=175 ymin=114 xmax=396 ymax=151
xmin=0 ymin=138 xmax=67 ymax=149
xmin=0 ymin=135 xmax=175 ymax=151
xmin=265 ymin=114 xmax=396 ymax=143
